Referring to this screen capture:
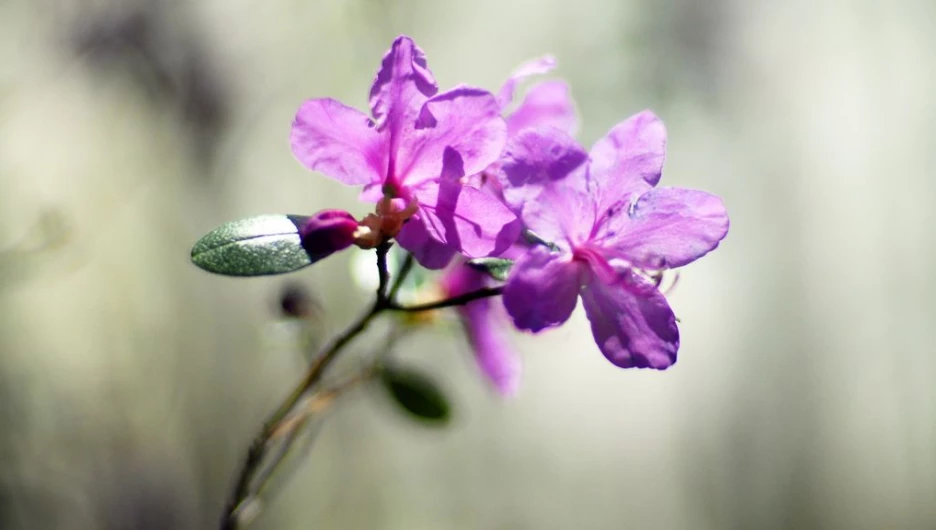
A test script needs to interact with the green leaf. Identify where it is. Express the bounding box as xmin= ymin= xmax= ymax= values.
xmin=523 ymin=229 xmax=560 ymax=252
xmin=380 ymin=365 xmax=451 ymax=425
xmin=191 ymin=215 xmax=314 ymax=276
xmin=466 ymin=257 xmax=514 ymax=282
